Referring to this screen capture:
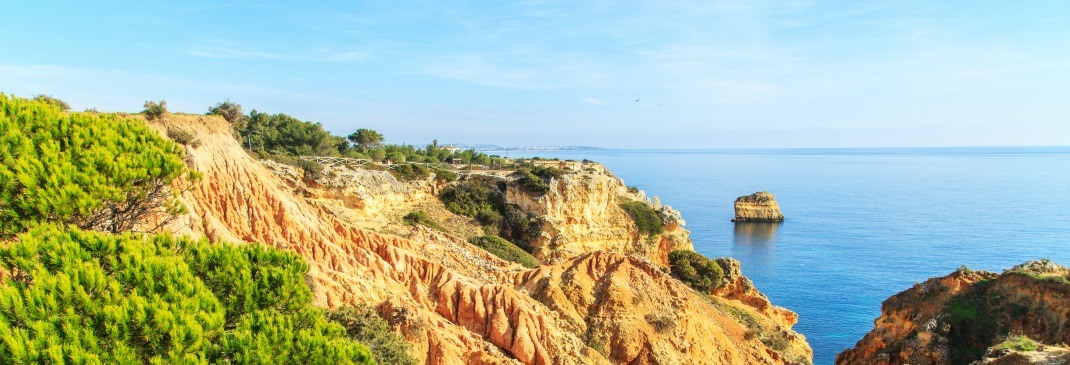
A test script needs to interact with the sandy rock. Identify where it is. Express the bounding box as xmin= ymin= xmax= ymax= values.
xmin=504 ymin=171 xmax=693 ymax=267
xmin=732 ymin=192 xmax=784 ymax=222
